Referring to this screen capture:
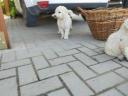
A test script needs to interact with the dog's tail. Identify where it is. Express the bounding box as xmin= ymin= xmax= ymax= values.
xmin=68 ymin=10 xmax=76 ymax=19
